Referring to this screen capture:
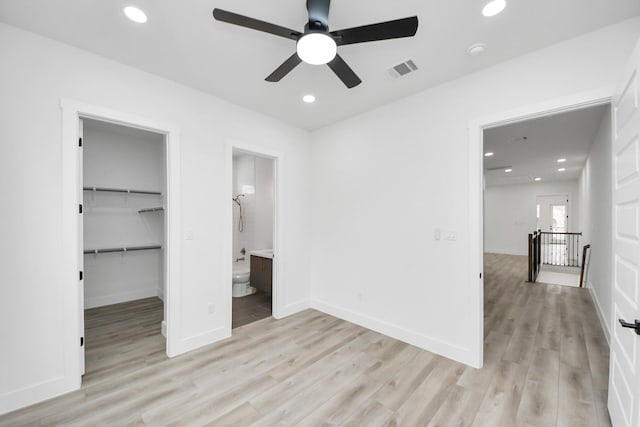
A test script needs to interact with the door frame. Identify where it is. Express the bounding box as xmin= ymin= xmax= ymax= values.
xmin=536 ymin=193 xmax=571 ymax=232
xmin=468 ymin=87 xmax=612 ymax=368
xmin=61 ymin=99 xmax=183 ymax=387
xmin=226 ymin=140 xmax=284 ymax=328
